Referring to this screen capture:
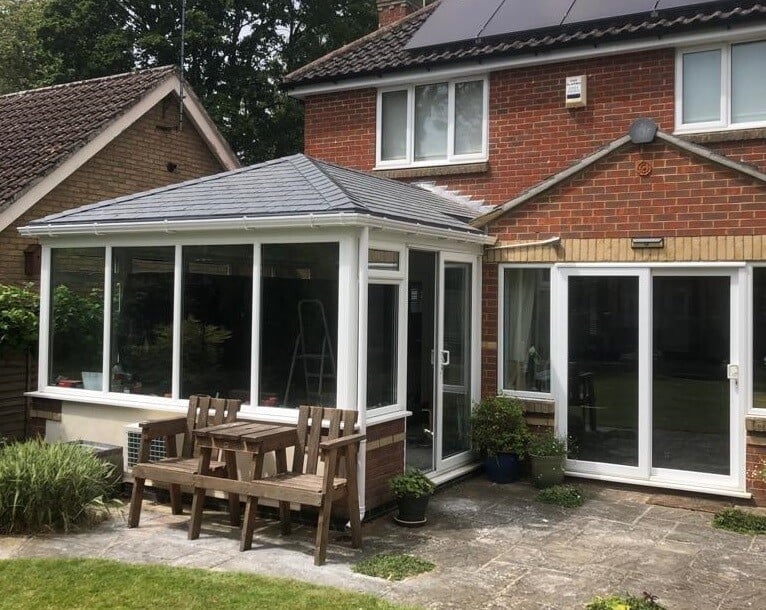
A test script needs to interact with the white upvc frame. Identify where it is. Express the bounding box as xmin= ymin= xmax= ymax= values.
xmin=375 ymin=75 xmax=489 ymax=170
xmin=675 ymin=38 xmax=766 ymax=134
xmin=497 ymin=263 xmax=554 ymax=401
